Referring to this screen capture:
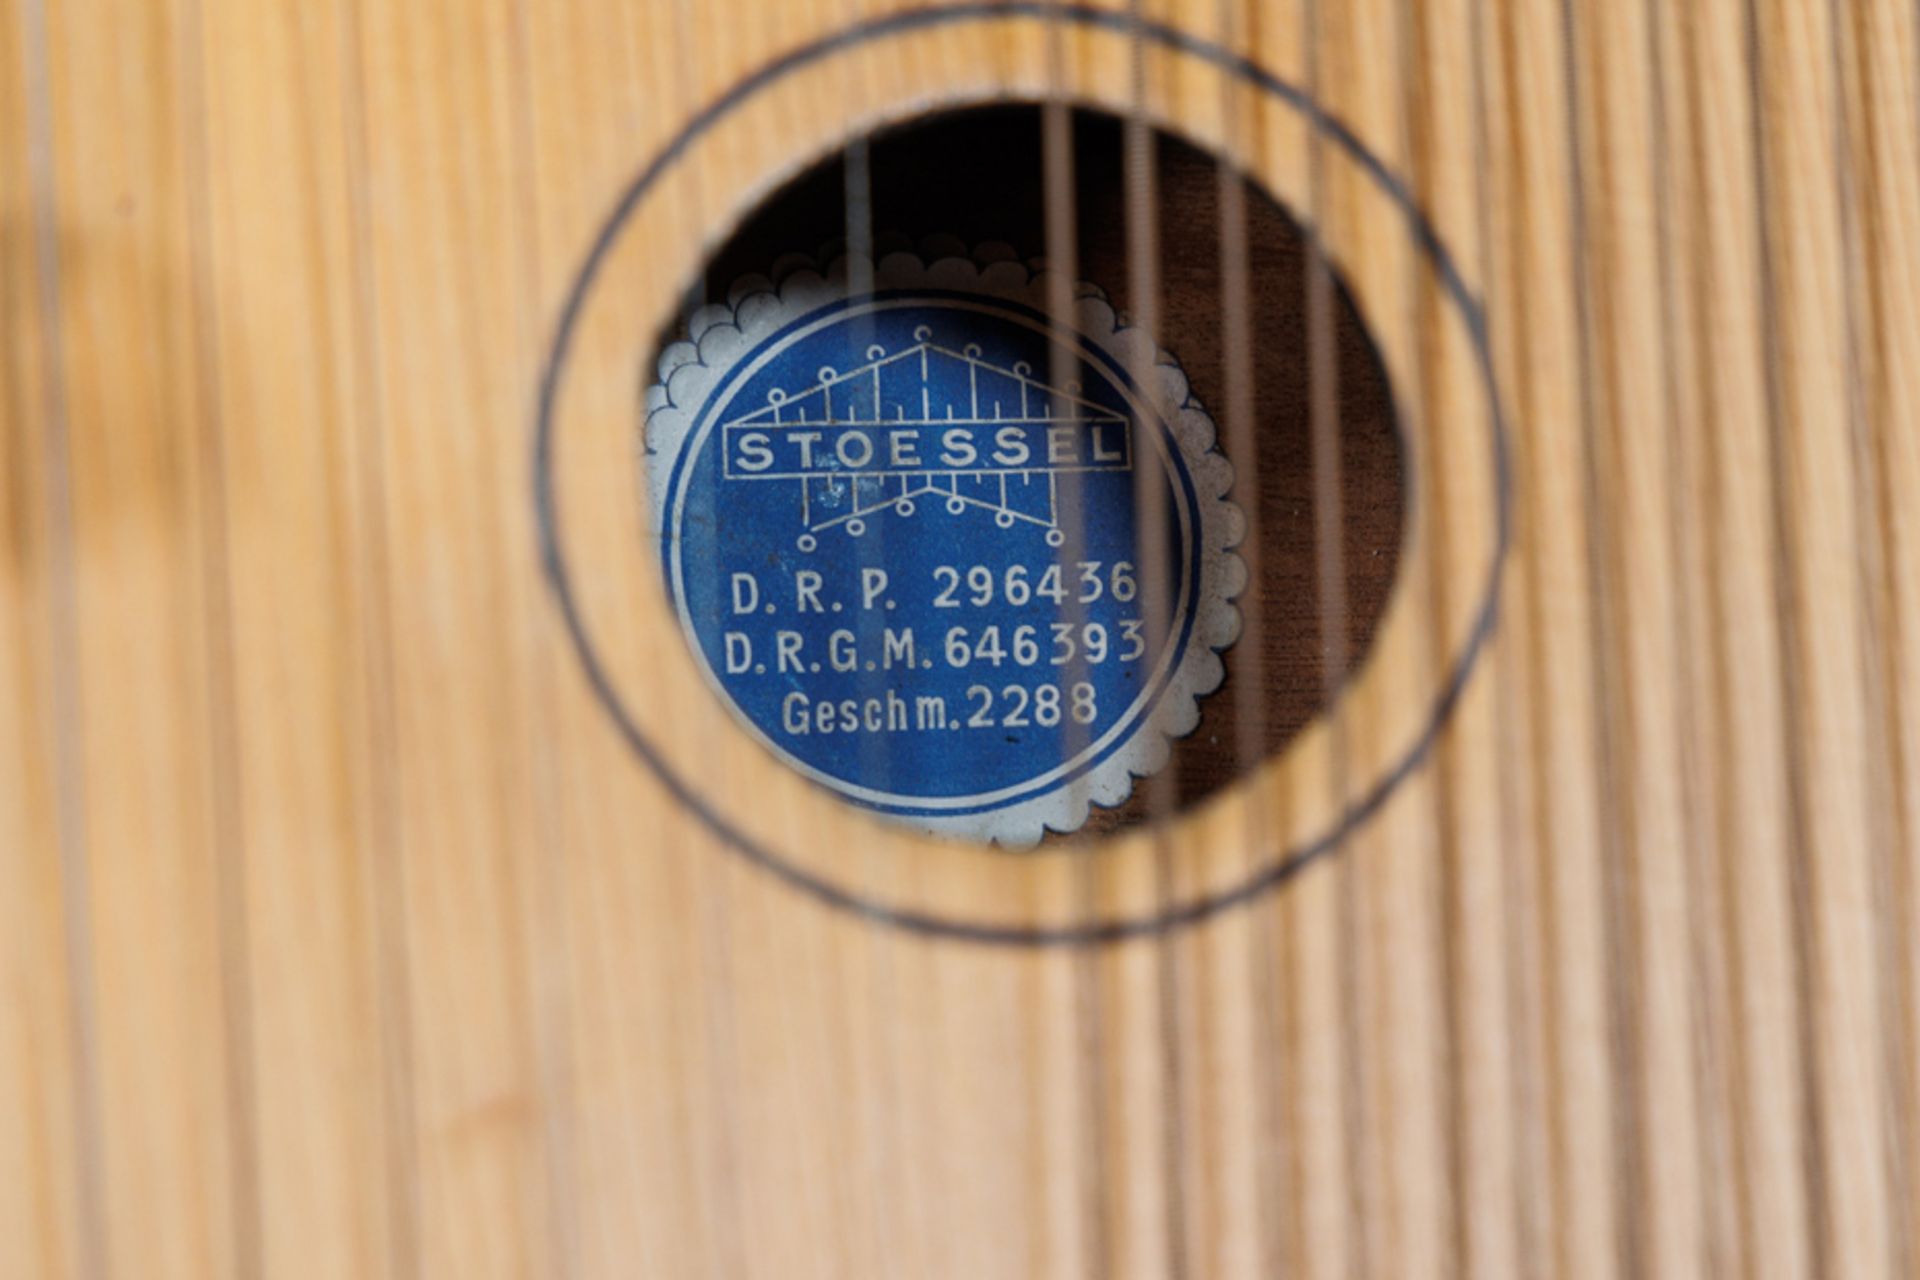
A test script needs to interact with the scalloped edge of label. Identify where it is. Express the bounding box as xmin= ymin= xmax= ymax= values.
xmin=642 ymin=239 xmax=1246 ymax=845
